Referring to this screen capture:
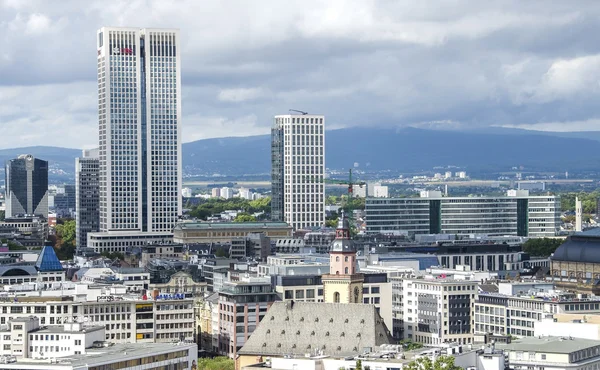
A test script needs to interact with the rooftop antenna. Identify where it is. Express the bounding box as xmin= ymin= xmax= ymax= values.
xmin=289 ymin=109 xmax=308 ymax=115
